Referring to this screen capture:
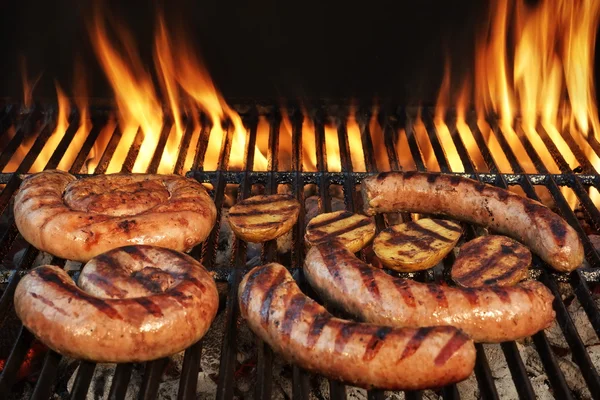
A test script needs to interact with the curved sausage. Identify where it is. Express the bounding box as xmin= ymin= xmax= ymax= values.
xmin=14 ymin=245 xmax=219 ymax=362
xmin=361 ymin=172 xmax=583 ymax=272
xmin=14 ymin=170 xmax=217 ymax=262
xmin=239 ymin=263 xmax=476 ymax=390
xmin=304 ymin=242 xmax=555 ymax=343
